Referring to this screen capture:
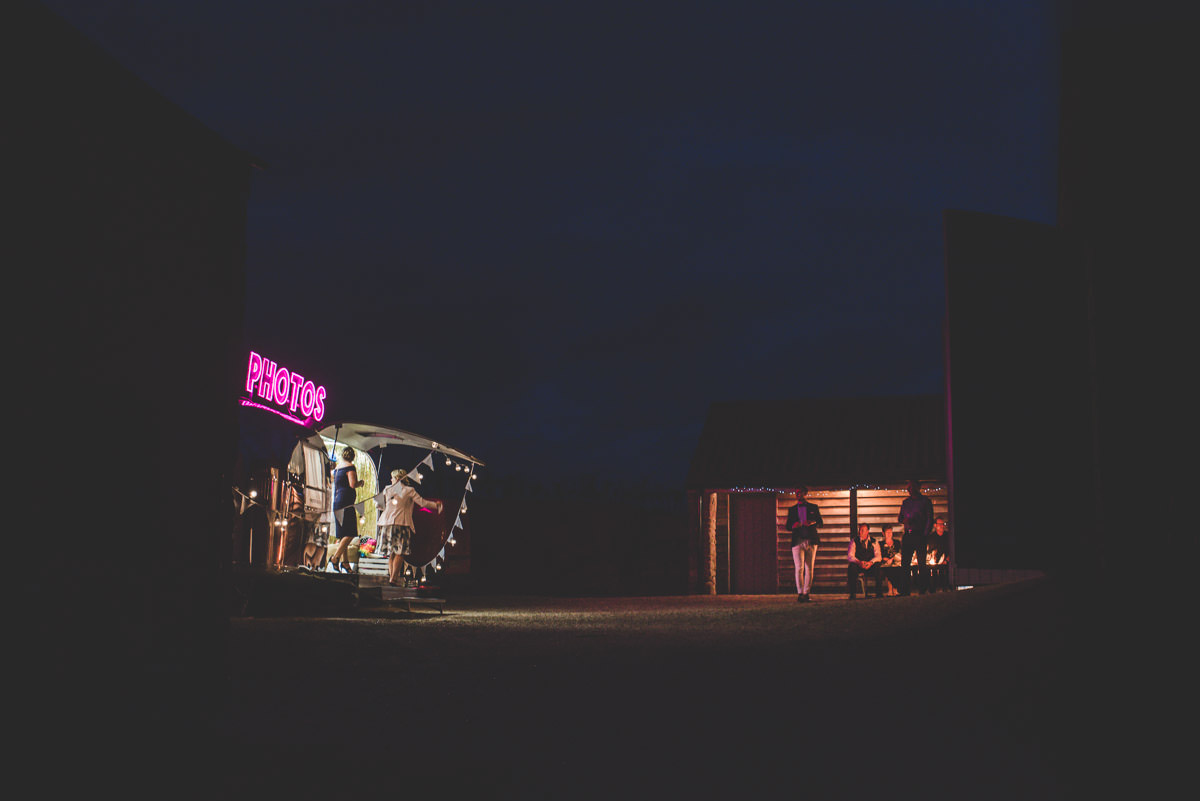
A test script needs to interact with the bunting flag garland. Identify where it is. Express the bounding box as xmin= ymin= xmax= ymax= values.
xmin=399 ymin=453 xmax=478 ymax=572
